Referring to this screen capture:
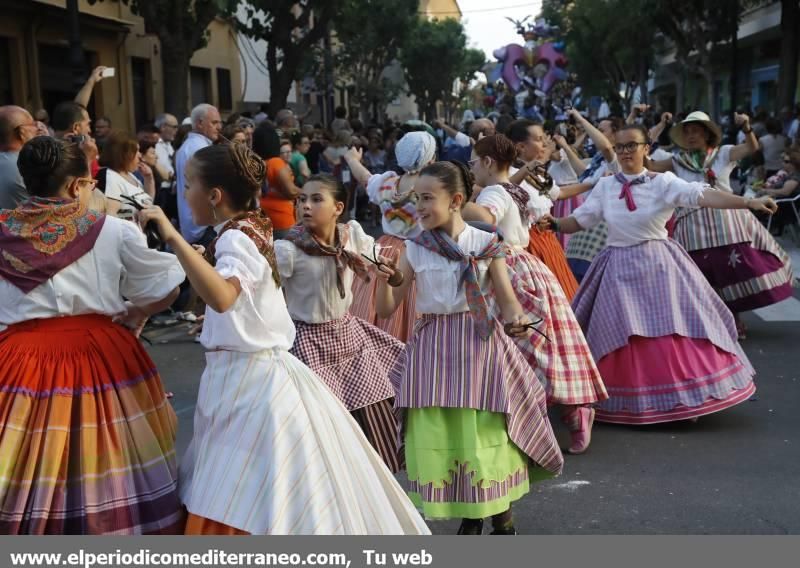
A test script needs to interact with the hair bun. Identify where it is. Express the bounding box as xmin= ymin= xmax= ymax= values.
xmin=18 ymin=137 xmax=63 ymax=181
xmin=229 ymin=143 xmax=266 ymax=193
